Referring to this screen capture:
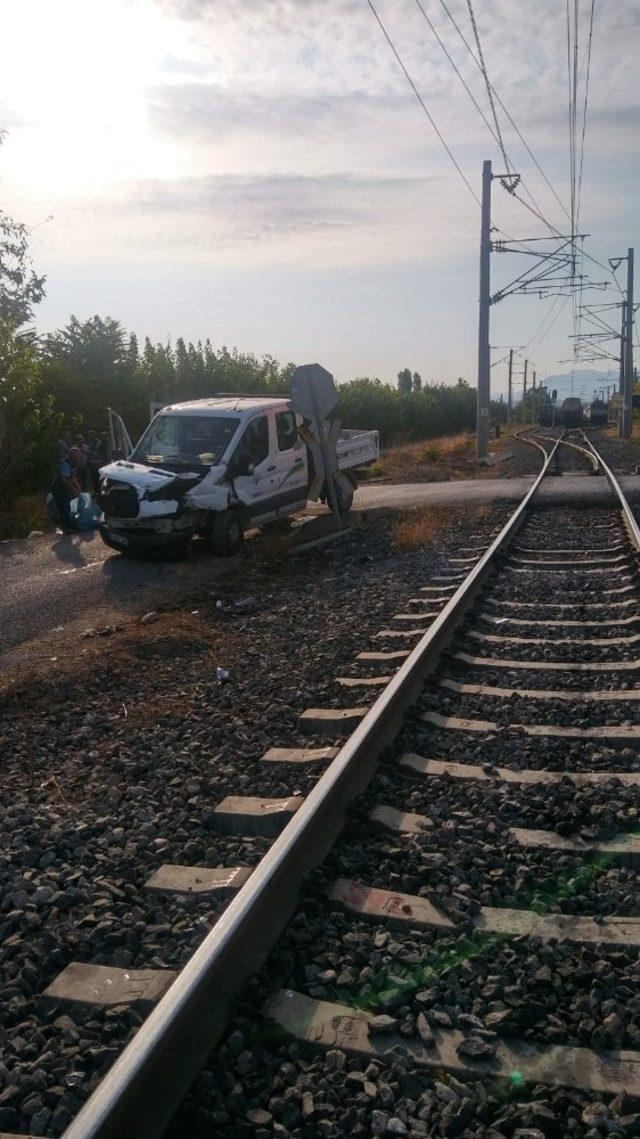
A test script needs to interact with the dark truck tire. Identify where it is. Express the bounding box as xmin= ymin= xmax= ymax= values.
xmin=210 ymin=509 xmax=244 ymax=556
